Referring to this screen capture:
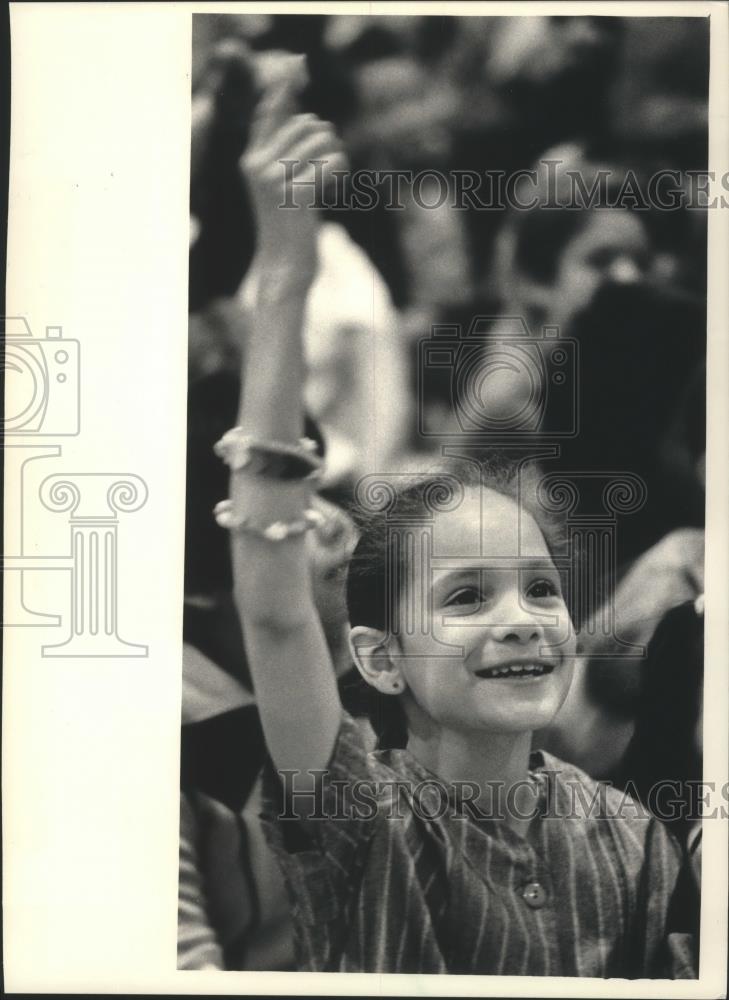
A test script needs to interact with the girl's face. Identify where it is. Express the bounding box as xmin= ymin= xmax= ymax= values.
xmin=395 ymin=487 xmax=576 ymax=736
